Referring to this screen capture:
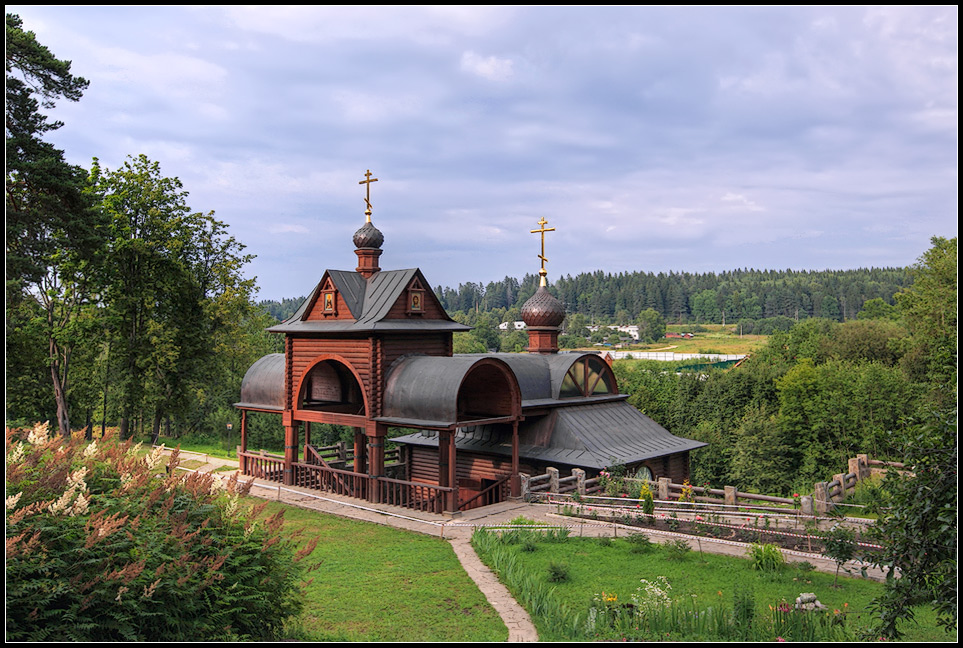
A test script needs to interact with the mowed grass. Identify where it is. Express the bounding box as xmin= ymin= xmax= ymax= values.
xmin=476 ymin=533 xmax=948 ymax=642
xmin=255 ymin=500 xmax=508 ymax=642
